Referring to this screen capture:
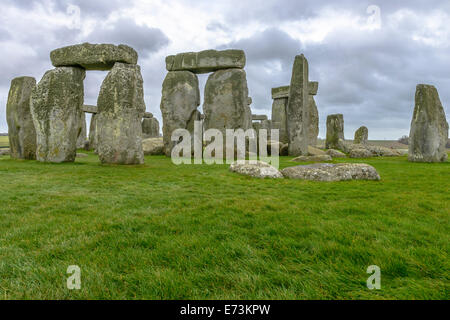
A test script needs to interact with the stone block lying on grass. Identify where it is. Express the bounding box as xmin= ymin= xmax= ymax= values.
xmin=229 ymin=161 xmax=283 ymax=179
xmin=281 ymin=163 xmax=380 ymax=181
